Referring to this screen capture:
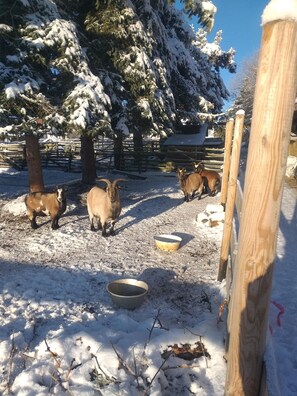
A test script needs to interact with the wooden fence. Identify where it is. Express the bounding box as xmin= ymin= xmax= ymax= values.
xmin=0 ymin=139 xmax=116 ymax=172
xmin=163 ymin=138 xmax=224 ymax=172
xmin=0 ymin=143 xmax=26 ymax=170
xmin=224 ymin=11 xmax=297 ymax=394
xmin=219 ymin=116 xmax=269 ymax=395
xmin=0 ymin=137 xmax=225 ymax=173
xmin=224 ymin=179 xmax=269 ymax=395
